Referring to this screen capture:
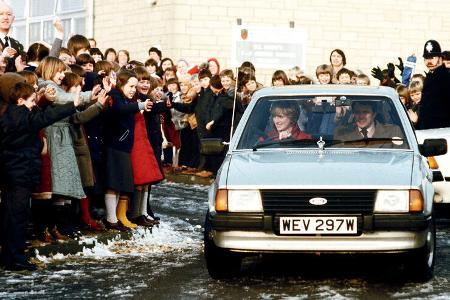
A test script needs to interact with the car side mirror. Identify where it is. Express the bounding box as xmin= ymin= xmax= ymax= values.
xmin=419 ymin=138 xmax=447 ymax=157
